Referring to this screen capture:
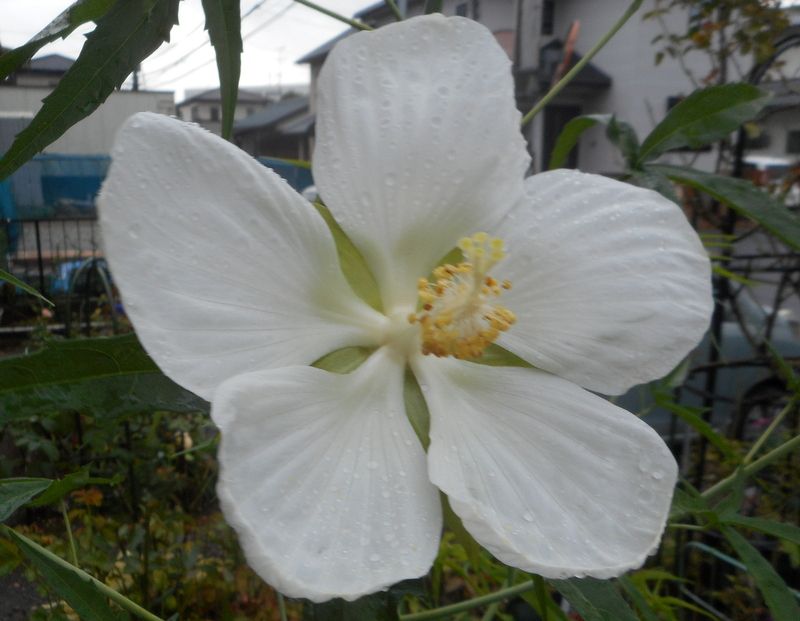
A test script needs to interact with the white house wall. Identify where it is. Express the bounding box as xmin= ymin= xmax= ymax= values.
xmin=0 ymin=87 xmax=174 ymax=154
